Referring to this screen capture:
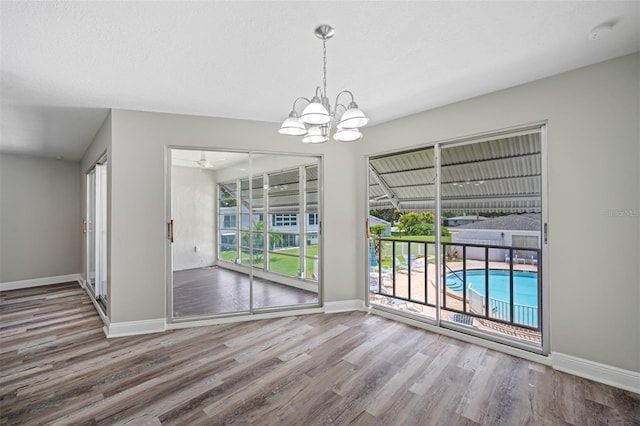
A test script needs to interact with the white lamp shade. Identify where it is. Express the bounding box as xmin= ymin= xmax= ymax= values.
xmin=333 ymin=127 xmax=362 ymax=142
xmin=302 ymin=126 xmax=328 ymax=144
xmin=278 ymin=117 xmax=307 ymax=136
xmin=339 ymin=107 xmax=369 ymax=129
xmin=300 ymin=102 xmax=331 ymax=125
